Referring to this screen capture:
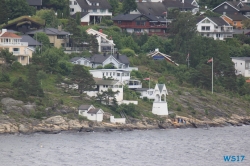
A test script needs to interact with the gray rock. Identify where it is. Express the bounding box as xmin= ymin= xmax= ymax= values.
xmin=1 ymin=98 xmax=23 ymax=106
xmin=44 ymin=116 xmax=66 ymax=125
